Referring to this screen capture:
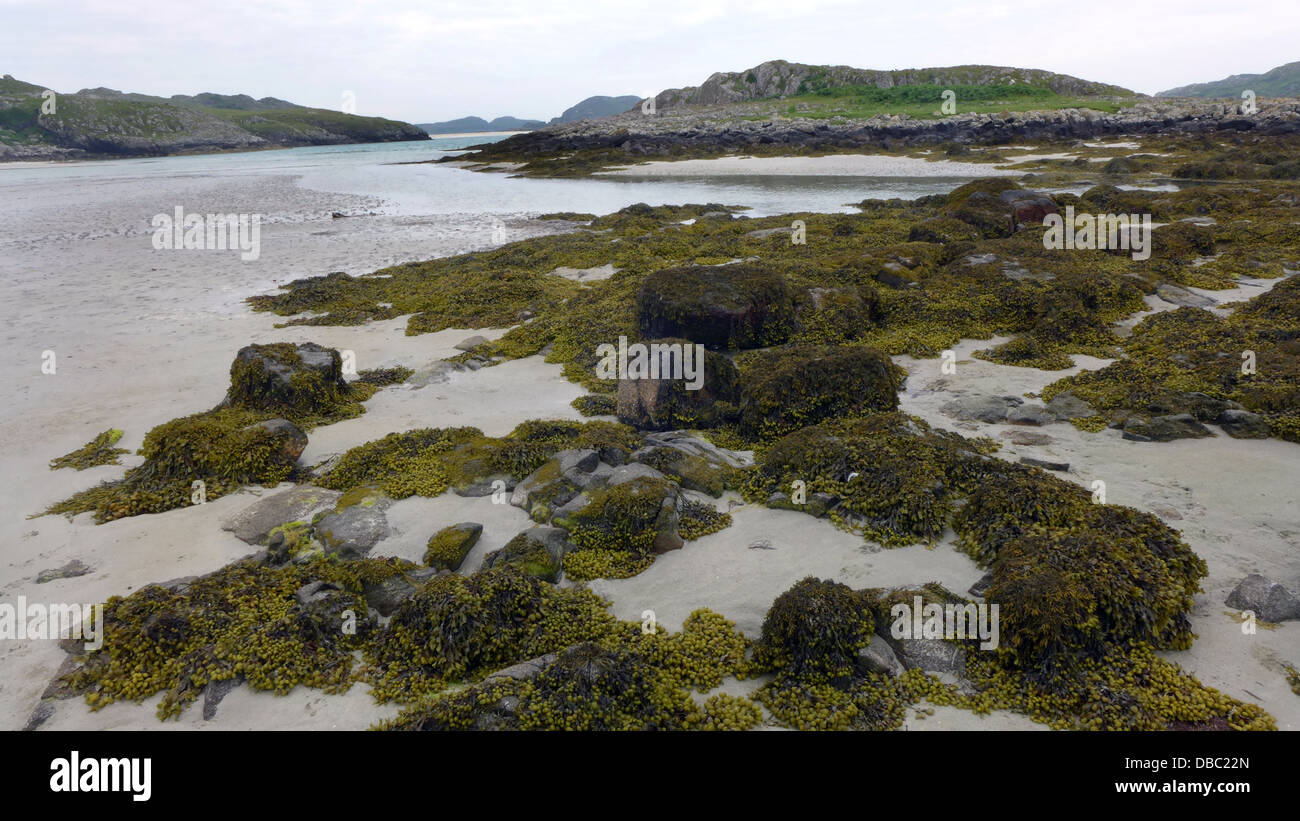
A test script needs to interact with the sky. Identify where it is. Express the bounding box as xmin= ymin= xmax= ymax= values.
xmin=2 ymin=0 xmax=1297 ymax=123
